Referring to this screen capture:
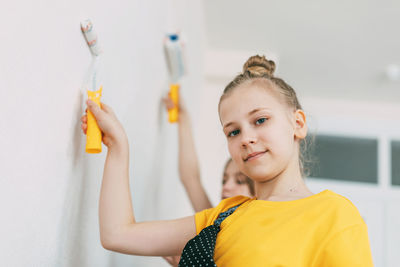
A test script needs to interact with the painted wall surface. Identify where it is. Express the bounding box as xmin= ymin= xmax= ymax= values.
xmin=0 ymin=1 xmax=205 ymax=266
